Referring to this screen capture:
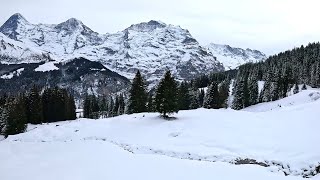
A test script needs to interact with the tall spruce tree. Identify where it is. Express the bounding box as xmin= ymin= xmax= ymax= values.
xmin=248 ymin=75 xmax=258 ymax=106
xmin=127 ymin=70 xmax=148 ymax=114
xmin=203 ymin=82 xmax=219 ymax=109
xmin=218 ymin=80 xmax=230 ymax=108
xmin=4 ymin=95 xmax=27 ymax=137
xmin=155 ymin=71 xmax=179 ymax=117
xmin=0 ymin=106 xmax=8 ymax=135
xmin=198 ymin=89 xmax=205 ymax=107
xmin=293 ymin=83 xmax=300 ymax=94
xmin=189 ymin=90 xmax=200 ymax=109
xmin=25 ymin=85 xmax=43 ymax=124
xmin=177 ymin=82 xmax=191 ymax=110
xmin=147 ymin=93 xmax=154 ymax=112
xmin=118 ymin=94 xmax=125 ymax=115
xmin=232 ymin=78 xmax=246 ymax=110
